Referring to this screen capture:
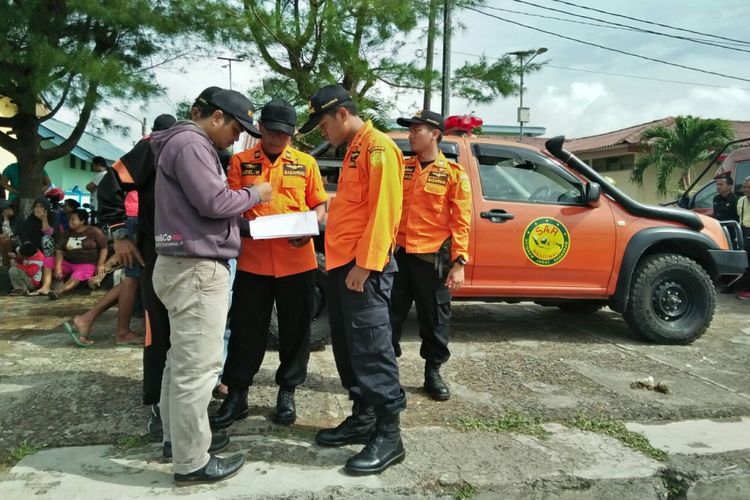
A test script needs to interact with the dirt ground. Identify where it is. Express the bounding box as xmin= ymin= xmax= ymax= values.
xmin=0 ymin=287 xmax=748 ymax=497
